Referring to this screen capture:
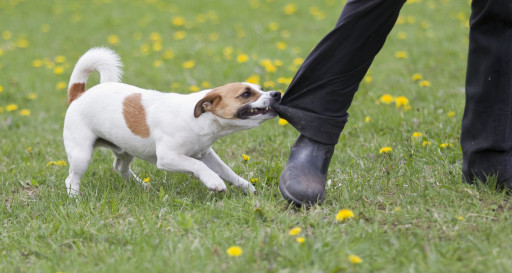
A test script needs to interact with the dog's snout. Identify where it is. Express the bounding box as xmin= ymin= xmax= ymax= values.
xmin=270 ymin=91 xmax=281 ymax=101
